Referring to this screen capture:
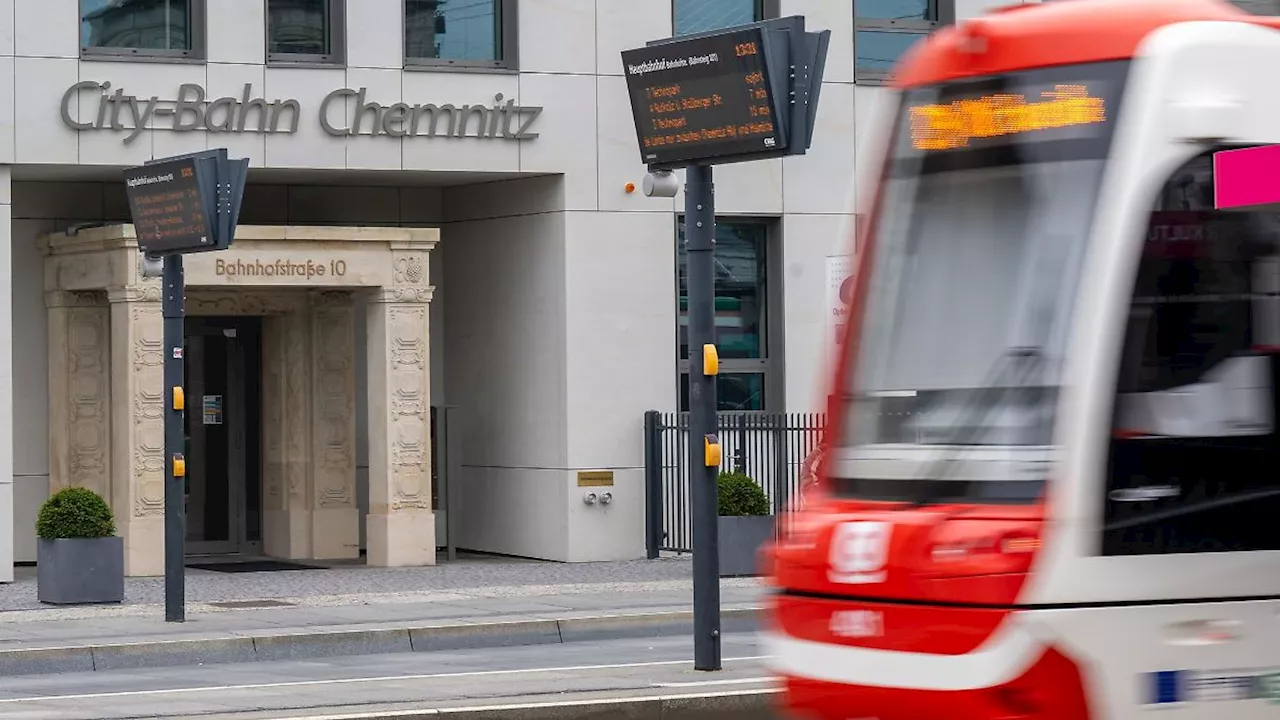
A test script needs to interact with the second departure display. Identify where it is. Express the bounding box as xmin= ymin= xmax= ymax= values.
xmin=623 ymin=26 xmax=785 ymax=167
